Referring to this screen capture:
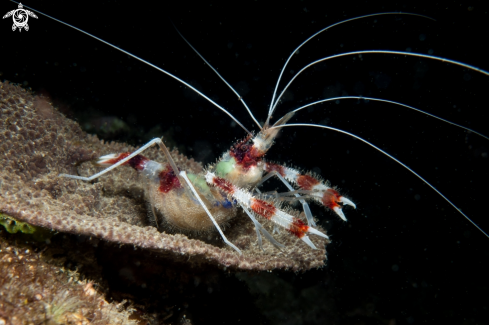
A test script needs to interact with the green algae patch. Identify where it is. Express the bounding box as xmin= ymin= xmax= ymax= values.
xmin=0 ymin=213 xmax=54 ymax=241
